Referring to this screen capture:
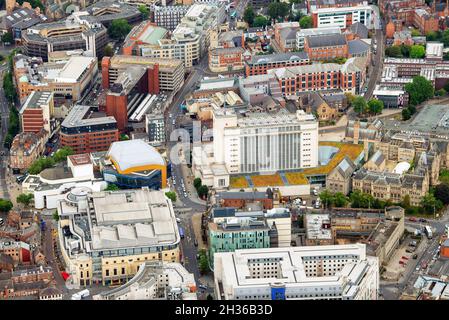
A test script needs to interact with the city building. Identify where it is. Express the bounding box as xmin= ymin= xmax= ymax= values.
xmin=152 ymin=5 xmax=190 ymax=31
xmin=94 ymin=261 xmax=197 ymax=300
xmin=0 ymin=7 xmax=47 ymax=42
xmin=193 ymin=108 xmax=319 ymax=185
xmin=208 ymin=207 xmax=291 ymax=264
xmin=304 ymin=34 xmax=349 ymax=61
xmin=146 ymin=113 xmax=166 ymax=146
xmin=9 ymin=129 xmax=48 ymax=172
xmin=212 ymin=190 xmax=276 ymax=210
xmin=140 ymin=3 xmax=226 ymax=68
xmin=274 ymin=22 xmax=300 ymax=52
xmin=244 ymin=52 xmax=310 ymax=77
xmin=0 ymin=266 xmax=55 ymax=299
xmin=81 ymin=1 xmax=142 ymax=27
xmin=296 ymin=27 xmax=342 ymax=50
xmin=307 ymin=0 xmax=368 ymax=12
xmin=0 ymin=240 xmax=32 ymax=265
xmin=270 ymin=57 xmax=367 ymax=96
xmin=213 ymin=244 xmax=379 ymax=300
xmin=19 ymin=91 xmax=54 ymax=133
xmin=100 ymin=139 xmax=167 ymax=189
xmin=21 ymin=13 xmax=108 ymax=61
xmin=311 ymin=5 xmax=375 ymax=29
xmin=57 ymin=187 xmax=181 ymax=286
xmin=326 ymin=156 xmax=357 ymax=195
xmin=208 ymin=47 xmax=245 ymax=73
xmin=14 ymin=54 xmax=98 ymax=104
xmin=60 ymin=105 xmax=119 ymax=154
xmin=122 ymin=21 xmax=169 ymax=56
xmin=304 ymin=213 xmax=334 ymax=246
